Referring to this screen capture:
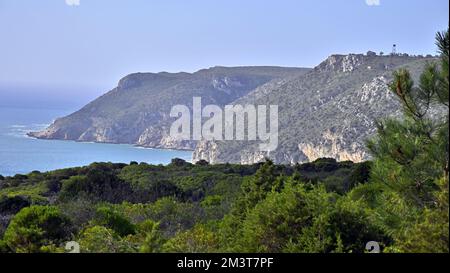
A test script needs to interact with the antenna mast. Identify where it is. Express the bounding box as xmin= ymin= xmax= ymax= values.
xmin=392 ymin=44 xmax=397 ymax=56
